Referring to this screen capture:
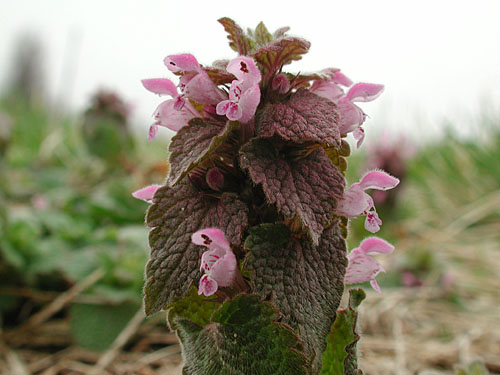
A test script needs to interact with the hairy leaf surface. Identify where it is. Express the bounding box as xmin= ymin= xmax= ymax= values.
xmin=167 ymin=286 xmax=219 ymax=330
xmin=251 ymin=37 xmax=310 ymax=78
xmin=240 ymin=138 xmax=344 ymax=244
xmin=320 ymin=289 xmax=366 ymax=375
xmin=244 ymin=223 xmax=347 ymax=373
xmin=218 ymin=17 xmax=255 ymax=55
xmin=176 ymin=294 xmax=309 ymax=375
xmin=257 ymin=89 xmax=340 ymax=147
xmin=167 ymin=119 xmax=238 ymax=186
xmin=144 ymin=179 xmax=248 ymax=315
xmin=204 ymin=65 xmax=235 ymax=85
xmin=286 ymin=69 xmax=340 ymax=90
xmin=254 ymin=21 xmax=273 ymax=46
